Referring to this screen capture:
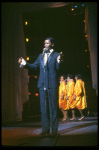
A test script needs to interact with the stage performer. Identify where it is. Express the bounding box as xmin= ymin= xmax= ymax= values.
xmin=59 ymin=76 xmax=68 ymax=121
xmin=18 ymin=37 xmax=61 ymax=136
xmin=66 ymin=74 xmax=76 ymax=120
xmin=73 ymin=74 xmax=87 ymax=120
